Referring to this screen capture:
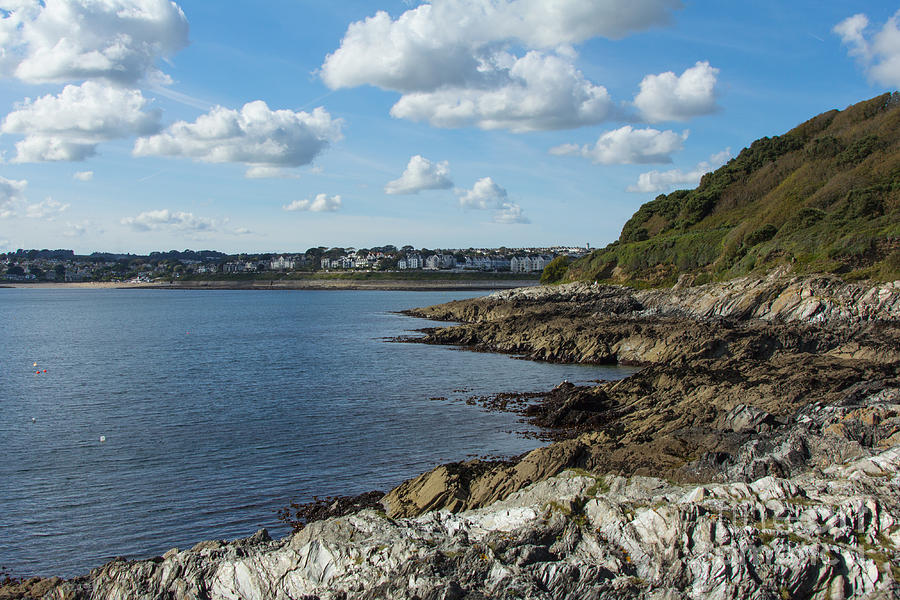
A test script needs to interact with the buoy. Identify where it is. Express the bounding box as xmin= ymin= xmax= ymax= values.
xmin=31 ymin=417 xmax=36 ymax=423
xmin=43 ymin=369 xmax=47 ymax=373
xmin=33 ymin=362 xmax=37 ymax=367
xmin=99 ymin=435 xmax=107 ymax=443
